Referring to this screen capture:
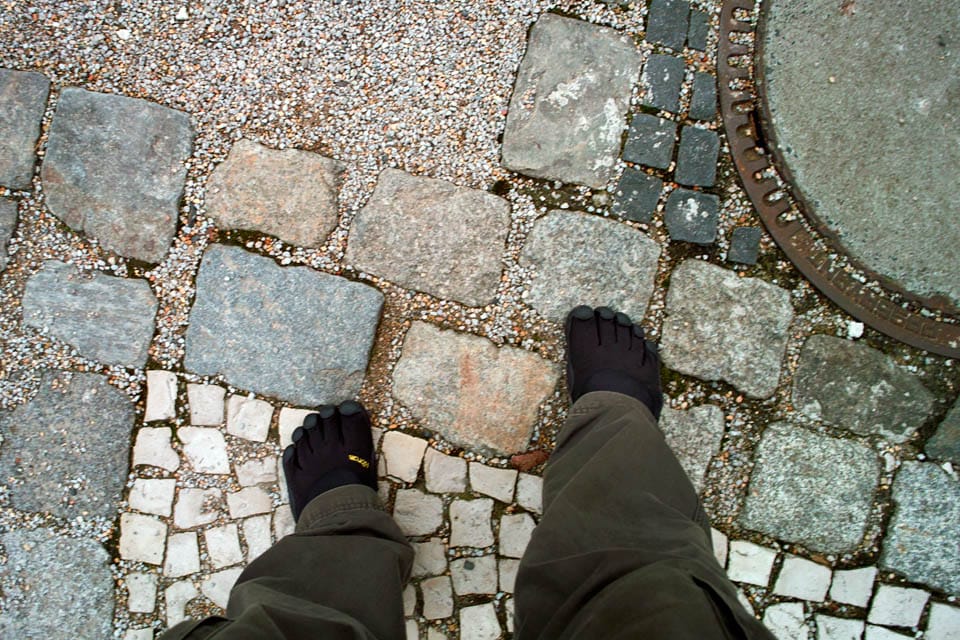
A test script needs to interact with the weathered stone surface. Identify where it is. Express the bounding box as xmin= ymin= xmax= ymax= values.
xmin=516 ymin=473 xmax=543 ymax=514
xmin=185 ymin=244 xmax=383 ymax=406
xmin=793 ymin=335 xmax=935 ymax=443
xmin=763 ymin=602 xmax=806 ymax=640
xmin=927 ymin=400 xmax=960 ymax=464
xmin=174 ymin=487 xmax=223 ymax=529
xmin=0 ymin=528 xmax=113 ymax=639
xmin=741 ymin=422 xmax=879 ymax=553
xmin=129 ymin=478 xmax=176 ymax=517
xmin=927 ymin=603 xmax=960 ymax=640
xmin=661 ymin=260 xmax=794 ymax=398
xmin=42 ymin=88 xmax=193 ymax=262
xmin=0 ymin=198 xmax=16 ymax=270
xmin=0 ymin=371 xmax=135 ymax=518
xmin=393 ymin=488 xmax=443 ymax=536
xmin=205 ymin=523 xmax=243 ymax=569
xmin=120 ymin=513 xmax=167 ymax=564
xmin=500 ymin=558 xmax=521 ymax=593
xmin=501 ymin=14 xmax=641 ymax=188
xmin=393 ymin=322 xmax=559 ymax=454
xmin=460 ymin=603 xmax=500 ymax=640
xmin=773 ymin=555 xmax=832 ymax=602
xmin=145 ymin=370 xmax=177 ymax=422
xmin=179 ymin=427 xmax=230 ymax=474
xmin=687 ymin=9 xmax=710 ymax=51
xmin=347 ymin=168 xmax=508 ymax=307
xmin=520 ymin=210 xmax=661 ymax=322
xmin=690 ymin=72 xmax=718 ymax=121
xmin=727 ymin=540 xmax=777 ymax=586
xmin=622 ymin=114 xmax=677 ymax=170
xmin=660 ymin=403 xmax=724 ymax=491
xmin=711 ymin=529 xmax=728 ymax=568
xmin=243 ymin=515 xmax=273 ymax=562
xmin=645 ymin=0 xmax=690 ymax=50
xmin=424 ymin=448 xmax=467 ymax=494
xmin=133 ymin=426 xmax=180 ymax=472
xmin=816 ymin=615 xmax=865 ymax=640
xmin=382 ymin=431 xmax=428 ymax=483
xmin=201 ymin=568 xmax=242 ymax=610
xmin=664 ymin=189 xmax=719 ymax=244
xmin=226 ymin=395 xmax=273 ymax=442
xmin=235 ymin=458 xmax=276 ymax=486
xmin=226 ymin=486 xmax=272 ymax=518
xmin=470 ymin=463 xmax=517 ymax=503
xmin=450 ymin=555 xmax=498 ymax=595
xmin=126 ymin=572 xmax=158 ymax=613
xmin=830 ymin=566 xmax=877 ymax=608
xmin=22 ymin=261 xmax=158 ymax=366
xmin=611 ymin=167 xmax=662 ymax=223
xmin=728 ymin=226 xmax=761 ymax=265
xmin=450 ymin=498 xmax=494 ymax=548
xmin=206 ymin=139 xmax=344 ymax=247
xmin=421 ymin=576 xmax=453 ymax=620
xmin=412 ymin=539 xmax=448 ymax=577
xmin=675 ymin=126 xmax=720 ymax=187
xmin=187 ymin=384 xmax=225 ymax=426
xmin=165 ymin=580 xmax=198 ymax=627
xmin=881 ymin=461 xmax=960 ymax=594
xmin=164 ymin=532 xmax=200 ymax=578
xmin=641 ymin=54 xmax=685 ymax=113
xmin=868 ymin=584 xmax=929 ymax=628
xmin=0 ymin=69 xmax=50 ymax=189
xmin=499 ymin=513 xmax=536 ymax=558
